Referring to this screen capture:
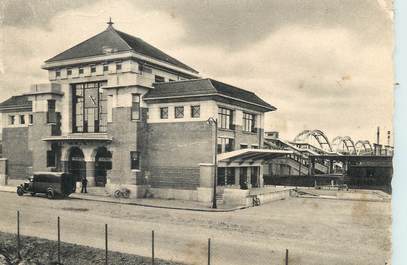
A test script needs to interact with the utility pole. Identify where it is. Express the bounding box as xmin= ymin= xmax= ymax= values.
xmin=207 ymin=117 xmax=218 ymax=209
